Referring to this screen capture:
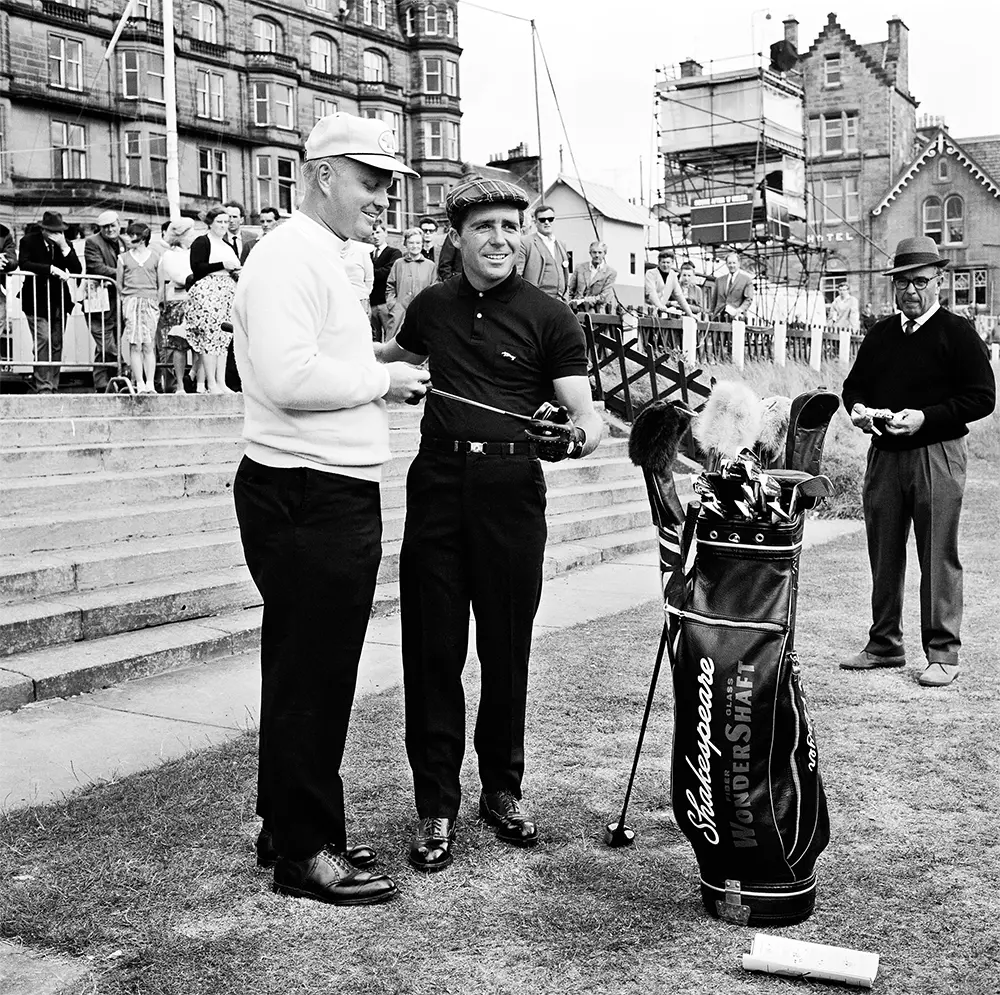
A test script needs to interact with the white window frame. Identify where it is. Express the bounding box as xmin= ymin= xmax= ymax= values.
xmin=310 ymin=35 xmax=336 ymax=75
xmin=445 ymin=6 xmax=455 ymax=37
xmin=824 ymin=54 xmax=842 ymax=87
xmin=49 ymin=35 xmax=83 ymax=92
xmin=821 ymin=175 xmax=859 ymax=224
xmin=277 ymin=157 xmax=296 ymax=214
xmin=375 ymin=0 xmax=386 ymax=29
xmin=363 ymin=49 xmax=386 ymax=82
xmin=255 ymin=155 xmax=273 ymax=214
xmin=386 ymin=177 xmax=403 ymax=231
xmin=424 ymin=121 xmax=443 ymax=159
xmin=362 ymin=0 xmax=372 ymax=25
xmin=445 ymin=121 xmax=459 ymax=160
xmin=405 ymin=8 xmax=415 ymax=36
xmin=52 ymin=120 xmax=86 ymax=179
xmin=445 ymin=60 xmax=458 ymax=97
xmin=121 ymin=49 xmax=140 ymax=97
xmin=274 ymin=83 xmax=295 ymax=129
xmin=425 ymin=3 xmax=438 ymax=34
xmin=944 ymin=194 xmax=964 ymax=245
xmin=198 ymin=147 xmax=228 ymax=200
xmin=810 ymin=112 xmax=859 ymax=156
xmin=123 ymin=129 xmax=142 ymax=185
xmin=196 ymin=69 xmax=225 ymax=120
xmin=147 ymin=52 xmax=165 ymax=102
xmin=922 ymin=197 xmax=942 ymax=243
xmin=149 ymin=132 xmax=167 ymax=190
xmin=425 ymin=182 xmax=446 ymax=210
xmin=423 ymin=57 xmax=442 ymax=93
xmin=253 ymin=82 xmax=295 ymax=129
xmin=314 ymin=96 xmax=338 ymax=123
xmin=192 ymin=2 xmax=218 ymax=45
xmin=253 ymin=18 xmax=279 ymax=53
